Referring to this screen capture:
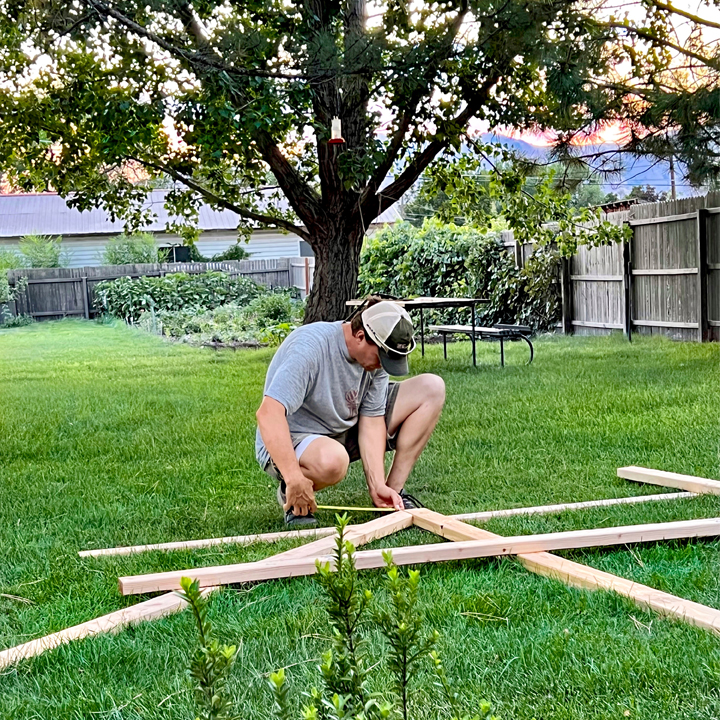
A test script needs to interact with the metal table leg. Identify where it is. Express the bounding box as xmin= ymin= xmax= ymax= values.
xmin=443 ymin=332 xmax=447 ymax=359
xmin=500 ymin=337 xmax=505 ymax=367
xmin=471 ymin=302 xmax=477 ymax=367
xmin=420 ymin=307 xmax=425 ymax=356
